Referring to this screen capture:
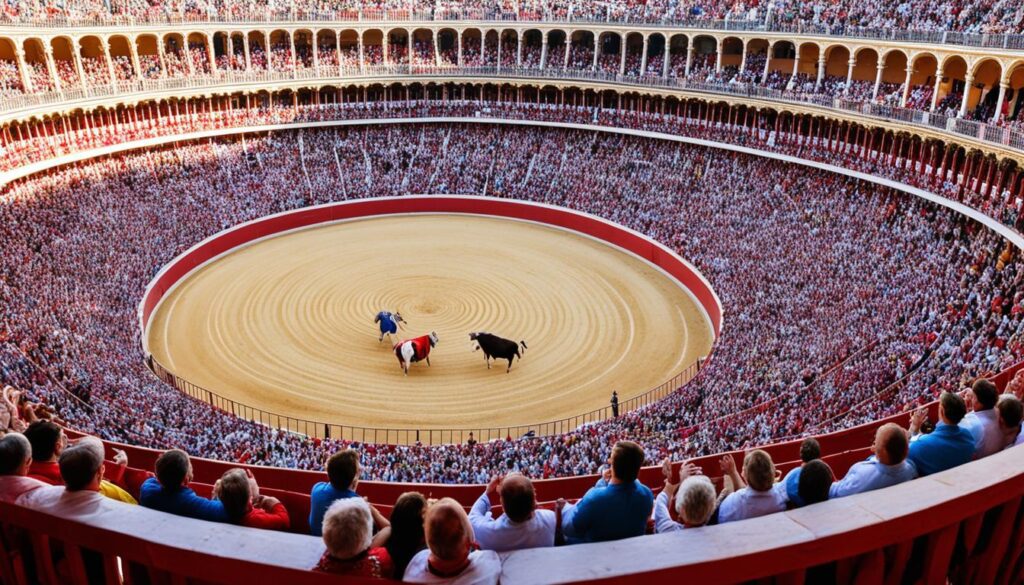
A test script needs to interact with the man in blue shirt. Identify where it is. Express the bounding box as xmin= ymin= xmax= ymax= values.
xmin=908 ymin=392 xmax=975 ymax=476
xmin=830 ymin=423 xmax=917 ymax=498
xmin=559 ymin=441 xmax=653 ymax=543
xmin=777 ymin=437 xmax=820 ymax=507
xmin=139 ymin=449 xmax=228 ymax=523
xmin=309 ymin=448 xmax=389 ymax=537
